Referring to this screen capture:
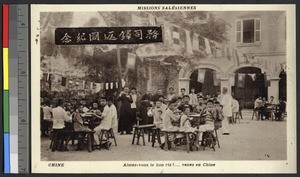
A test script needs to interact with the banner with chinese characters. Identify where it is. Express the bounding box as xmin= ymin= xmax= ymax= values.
xmin=55 ymin=27 xmax=163 ymax=45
